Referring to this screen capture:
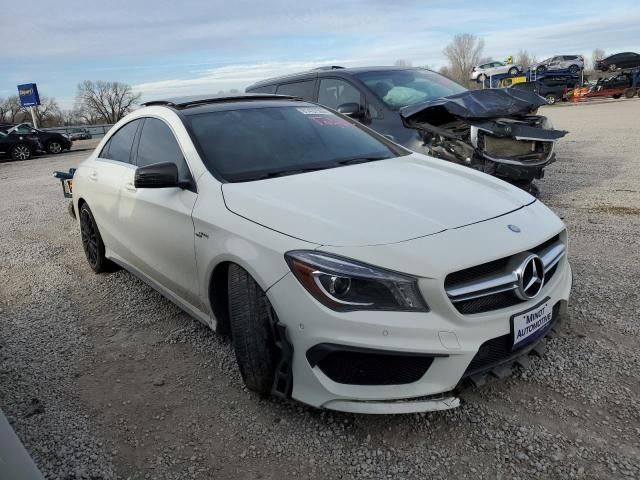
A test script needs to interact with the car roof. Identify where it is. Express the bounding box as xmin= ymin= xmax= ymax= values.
xmin=246 ymin=66 xmax=420 ymax=90
xmin=141 ymin=93 xmax=301 ymax=109
xmin=141 ymin=95 xmax=317 ymax=116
